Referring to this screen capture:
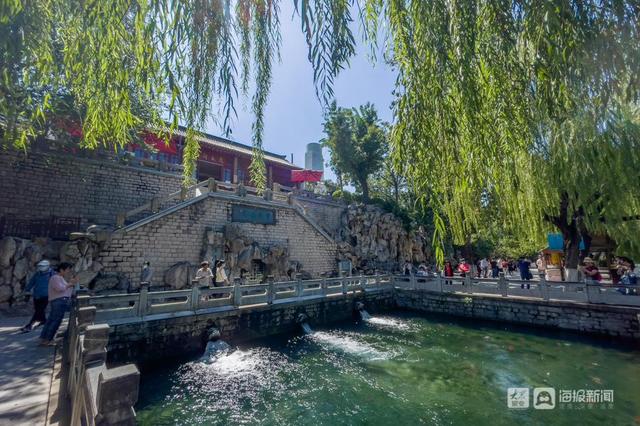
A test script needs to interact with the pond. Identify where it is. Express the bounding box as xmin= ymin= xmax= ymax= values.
xmin=136 ymin=312 xmax=640 ymax=425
